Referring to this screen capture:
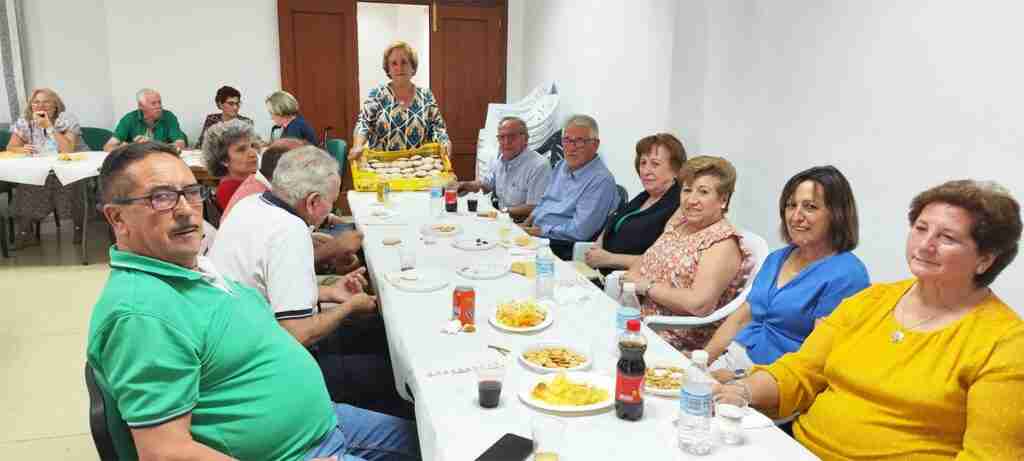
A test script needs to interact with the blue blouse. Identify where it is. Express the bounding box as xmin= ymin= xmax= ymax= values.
xmin=281 ymin=114 xmax=318 ymax=145
xmin=734 ymin=245 xmax=869 ymax=364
